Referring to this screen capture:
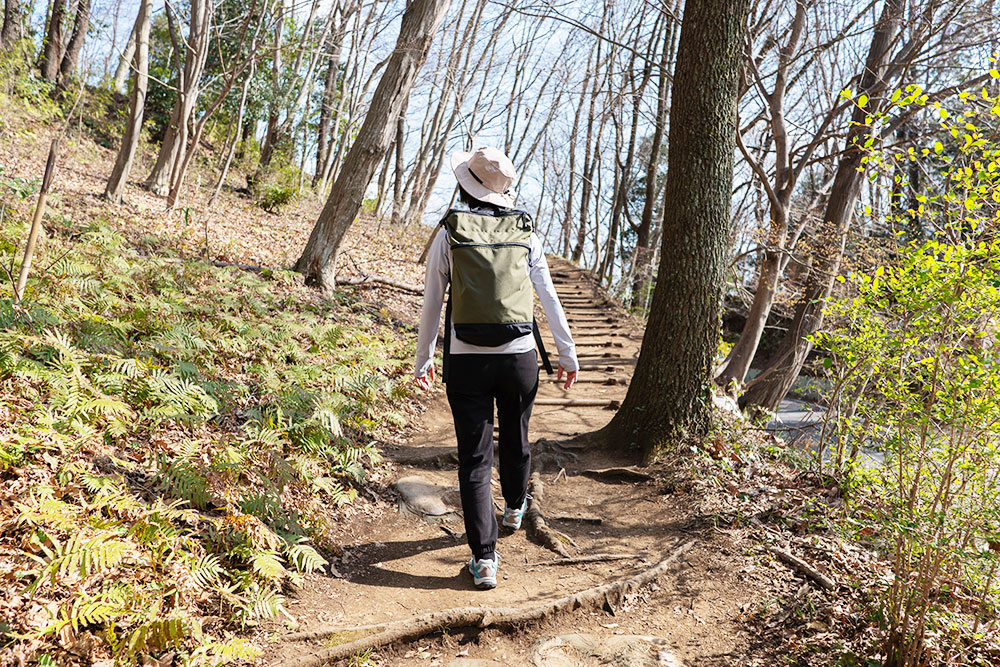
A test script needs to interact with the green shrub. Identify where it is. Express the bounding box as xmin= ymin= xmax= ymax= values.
xmin=816 ymin=81 xmax=1000 ymax=666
